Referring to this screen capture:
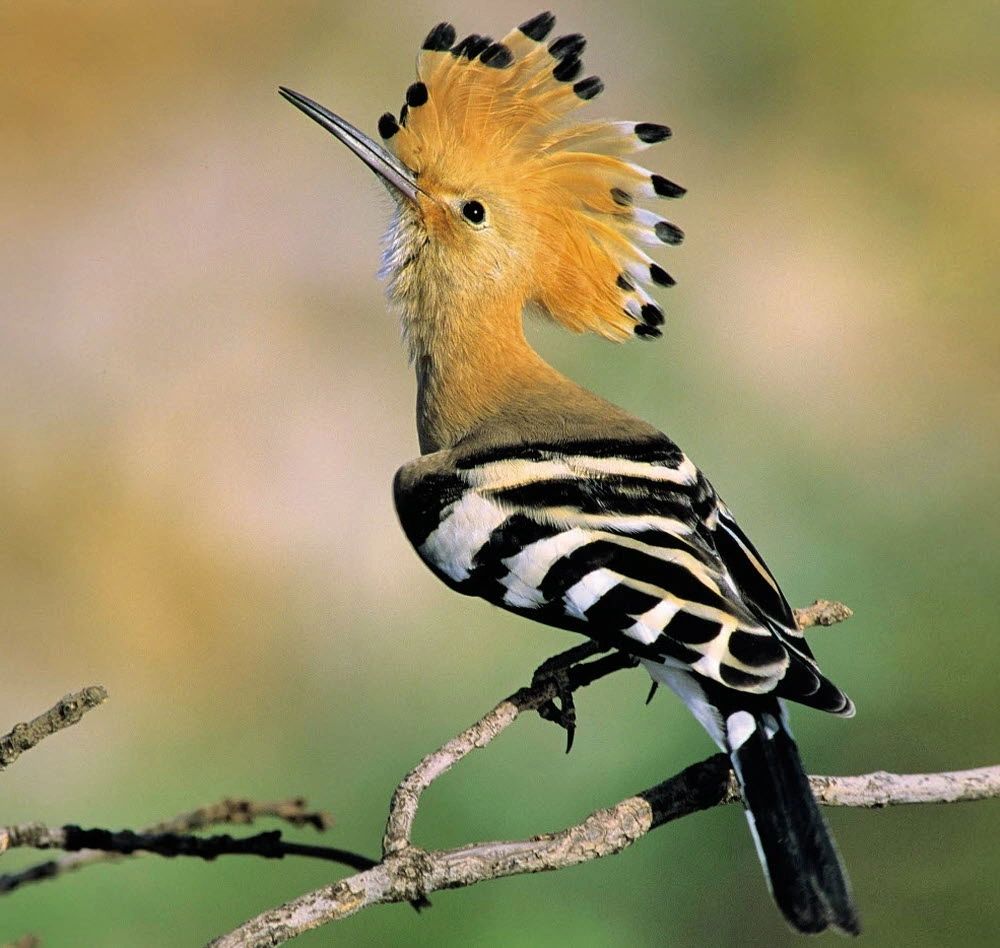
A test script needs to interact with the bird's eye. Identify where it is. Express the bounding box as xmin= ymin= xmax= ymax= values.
xmin=461 ymin=200 xmax=486 ymax=226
